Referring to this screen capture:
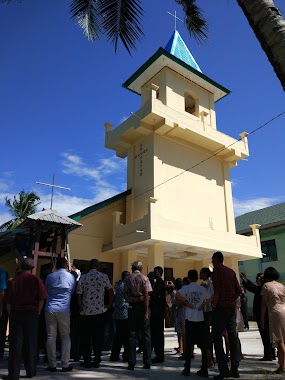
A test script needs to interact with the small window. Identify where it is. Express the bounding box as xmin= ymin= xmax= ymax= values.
xmin=185 ymin=93 xmax=195 ymax=114
xmin=184 ymin=90 xmax=198 ymax=116
xmin=261 ymin=239 xmax=278 ymax=262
